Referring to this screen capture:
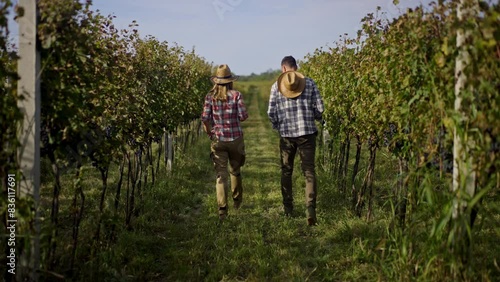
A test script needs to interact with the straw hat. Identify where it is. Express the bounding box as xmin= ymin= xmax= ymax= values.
xmin=278 ymin=71 xmax=306 ymax=98
xmin=211 ymin=64 xmax=239 ymax=84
